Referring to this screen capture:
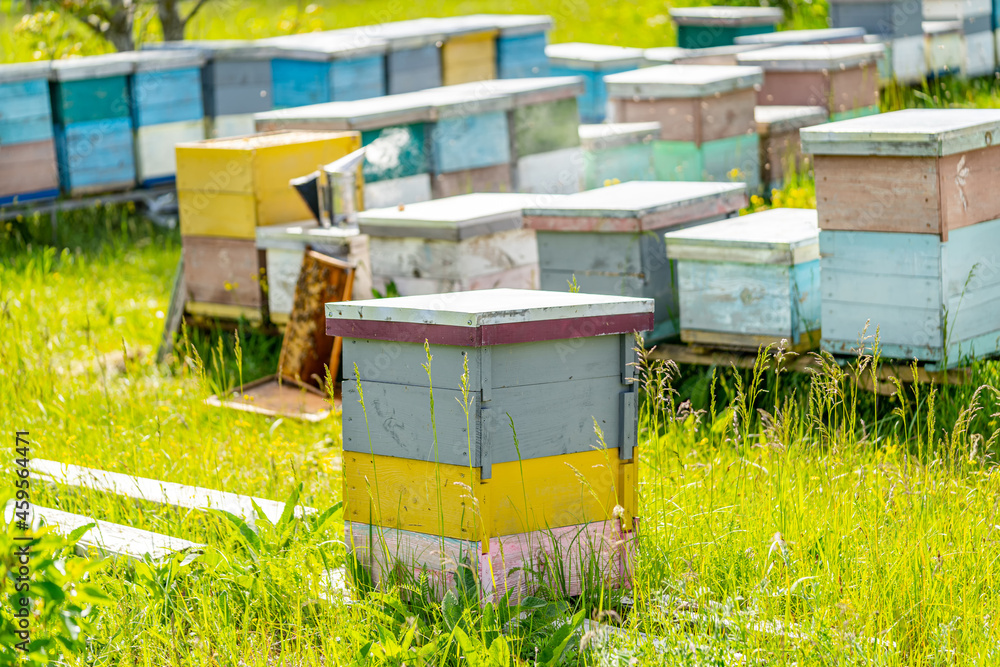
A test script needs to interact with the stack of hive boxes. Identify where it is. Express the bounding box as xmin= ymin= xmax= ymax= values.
xmin=604 ymin=64 xmax=764 ymax=191
xmin=755 ymin=105 xmax=828 ymax=191
xmin=737 ymin=44 xmax=885 ymax=122
xmin=923 ymin=0 xmax=994 ymax=76
xmin=176 ymin=130 xmax=361 ymax=322
xmin=802 ymin=109 xmax=1000 ymax=366
xmin=129 ymin=50 xmax=207 ymax=187
xmin=264 ymin=30 xmax=387 ymax=107
xmin=357 ymin=193 xmax=541 ymax=296
xmin=50 ymin=55 xmax=136 ymax=196
xmin=0 ymin=61 xmax=59 ymax=206
xmin=579 ymin=122 xmax=660 ymax=189
xmin=546 ymin=43 xmax=644 ymax=124
xmin=146 ymin=40 xmax=277 ymax=138
xmin=829 ymin=0 xmax=925 ymax=83
xmin=332 ymin=289 xmax=651 ymax=597
xmin=670 ymin=6 xmax=784 ymax=48
xmin=522 ymin=181 xmax=748 ymax=344
xmin=664 ymin=208 xmax=822 ymax=351
xmin=923 ymin=19 xmax=965 ymax=76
